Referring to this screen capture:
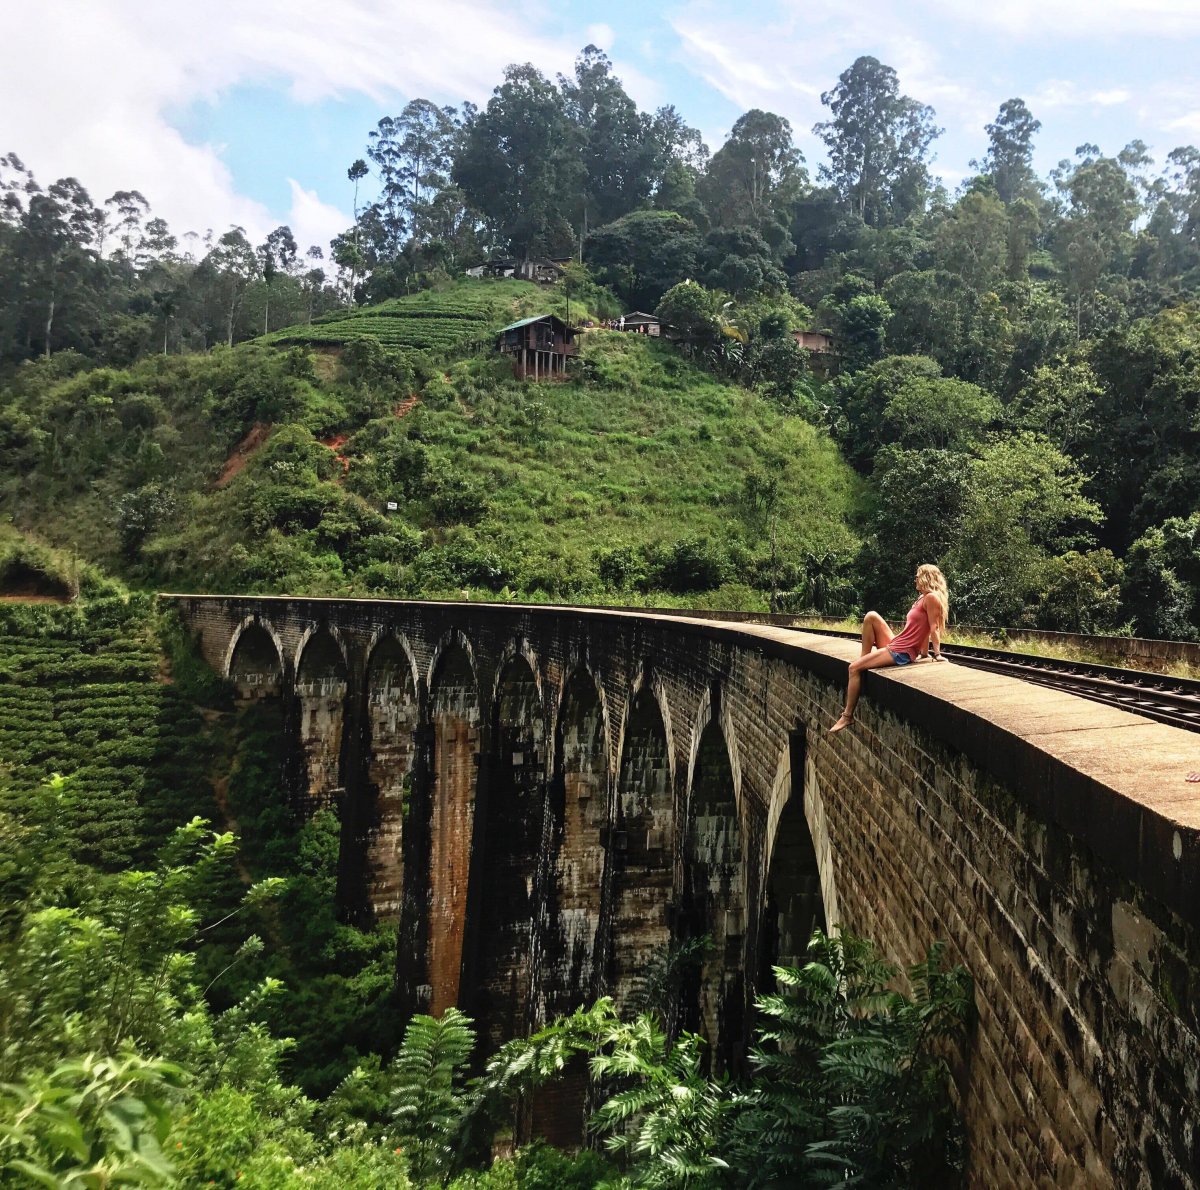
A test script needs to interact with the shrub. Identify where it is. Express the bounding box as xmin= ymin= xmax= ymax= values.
xmin=648 ymin=536 xmax=731 ymax=593
xmin=430 ymin=474 xmax=488 ymax=527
